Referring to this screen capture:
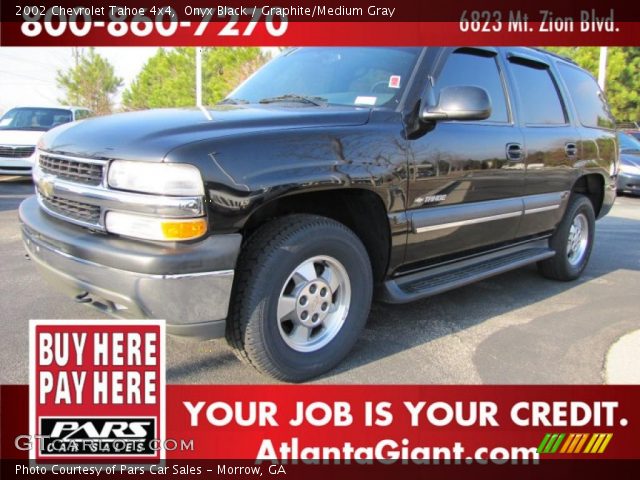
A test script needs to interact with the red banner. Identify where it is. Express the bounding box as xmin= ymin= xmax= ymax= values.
xmin=2 ymin=21 xmax=639 ymax=46
xmin=4 ymin=385 xmax=640 ymax=461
